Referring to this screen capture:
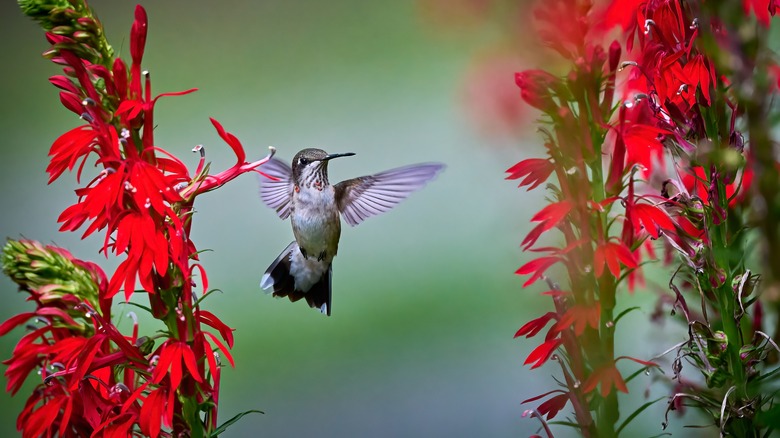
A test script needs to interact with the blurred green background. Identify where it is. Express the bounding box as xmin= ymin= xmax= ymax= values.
xmin=0 ymin=1 xmax=695 ymax=436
